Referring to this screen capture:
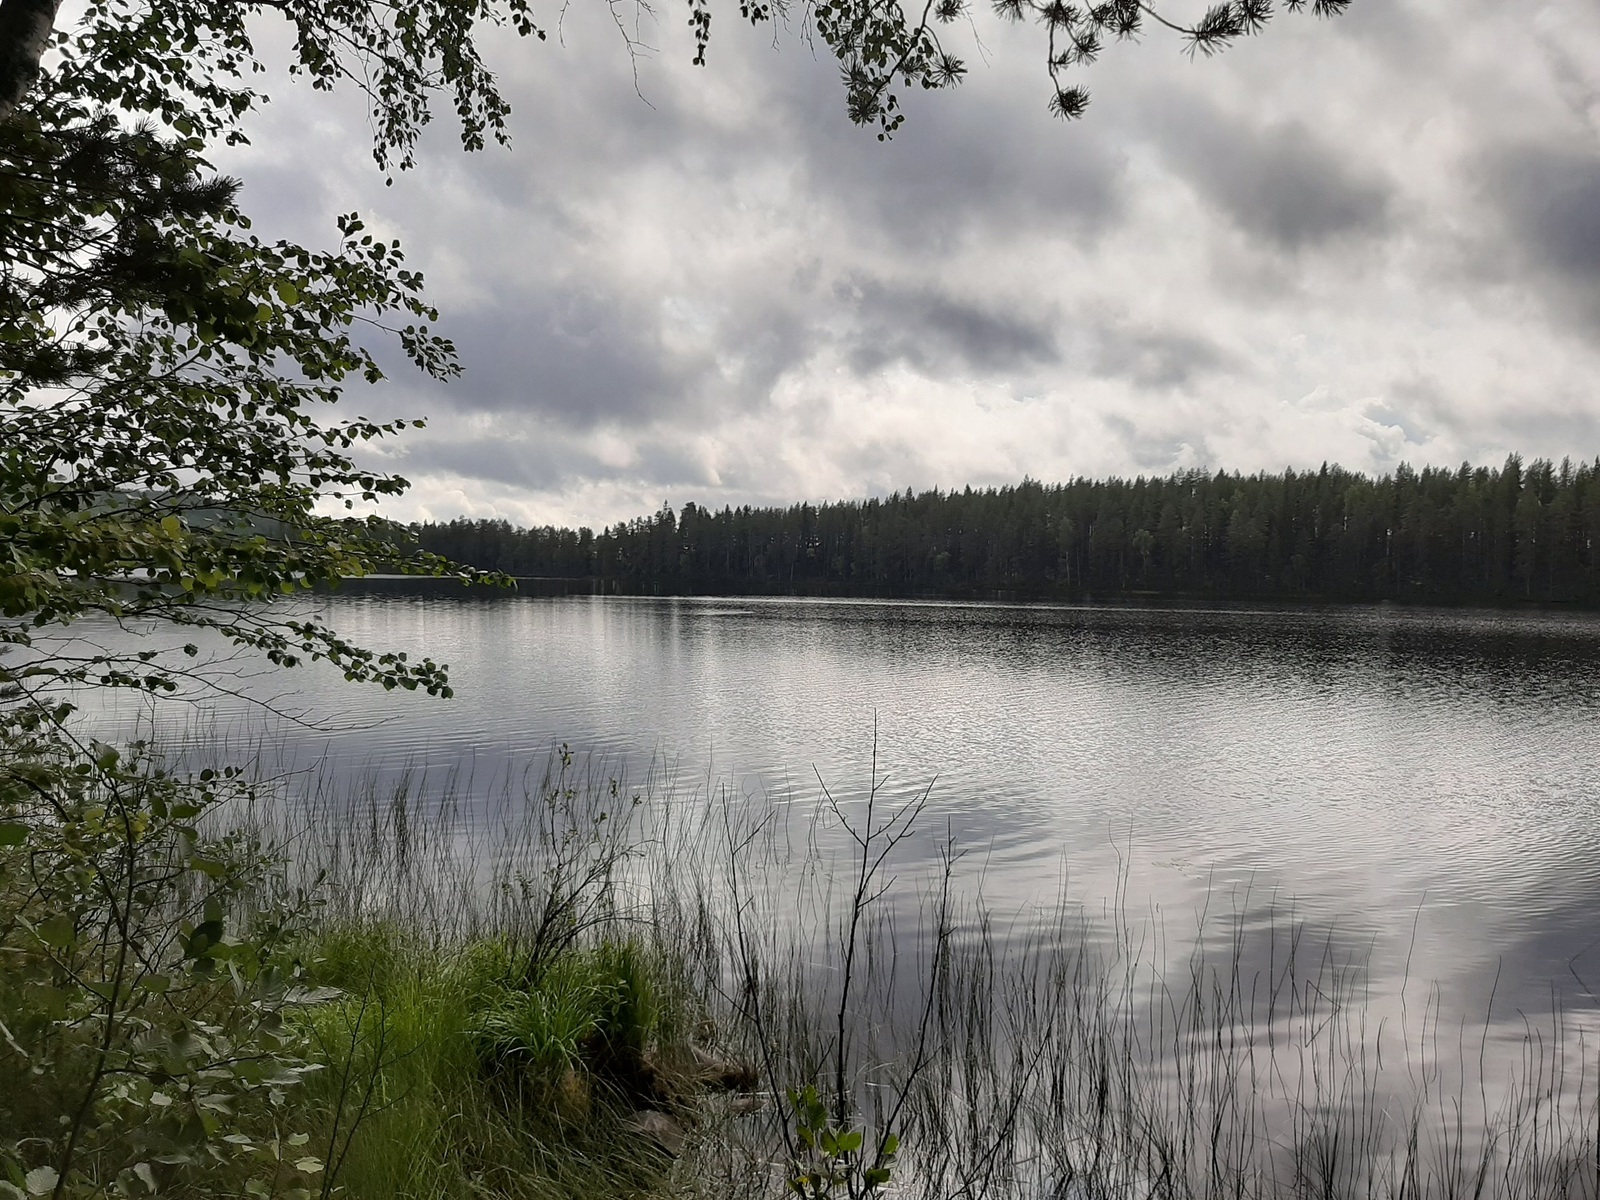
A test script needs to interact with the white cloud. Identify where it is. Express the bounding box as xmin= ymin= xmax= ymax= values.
xmin=225 ymin=0 xmax=1600 ymax=527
